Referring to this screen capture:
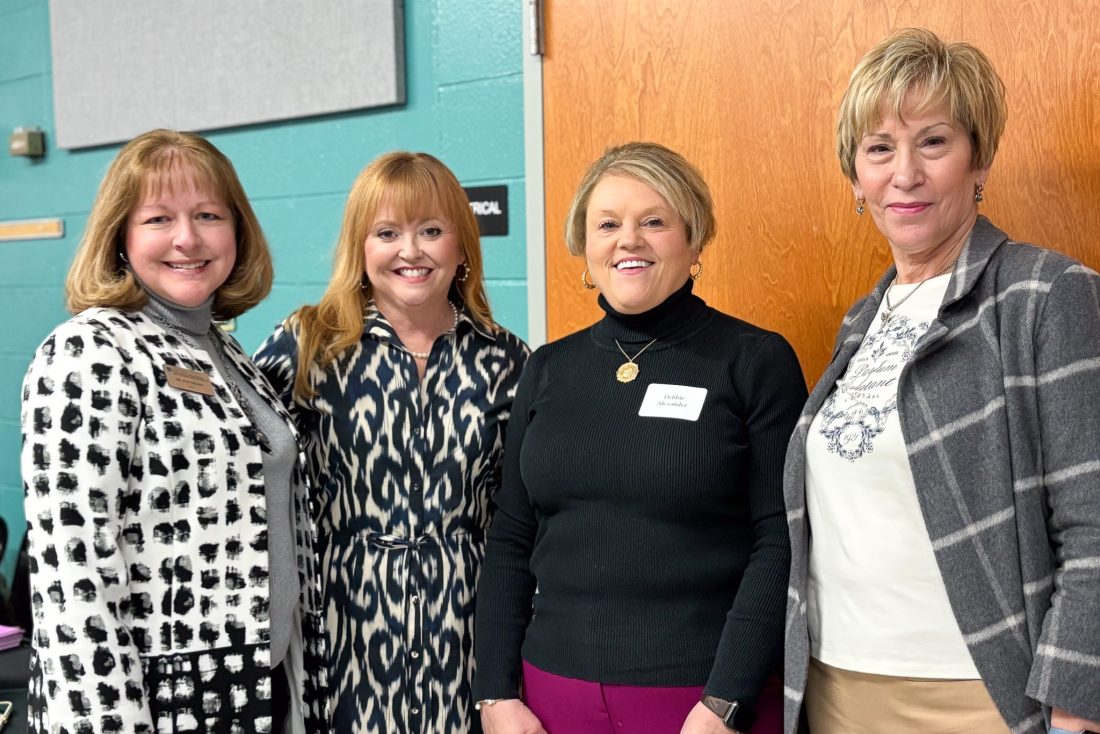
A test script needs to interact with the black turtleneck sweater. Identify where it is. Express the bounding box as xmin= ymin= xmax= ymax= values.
xmin=473 ymin=280 xmax=806 ymax=708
